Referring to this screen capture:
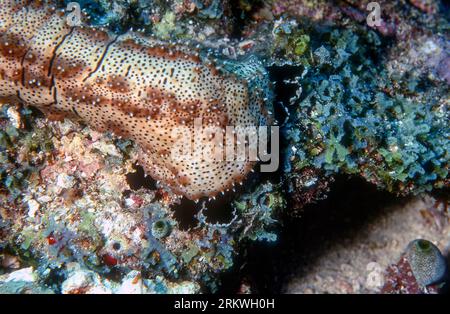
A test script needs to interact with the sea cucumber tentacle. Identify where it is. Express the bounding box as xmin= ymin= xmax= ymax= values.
xmin=0 ymin=0 xmax=273 ymax=200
